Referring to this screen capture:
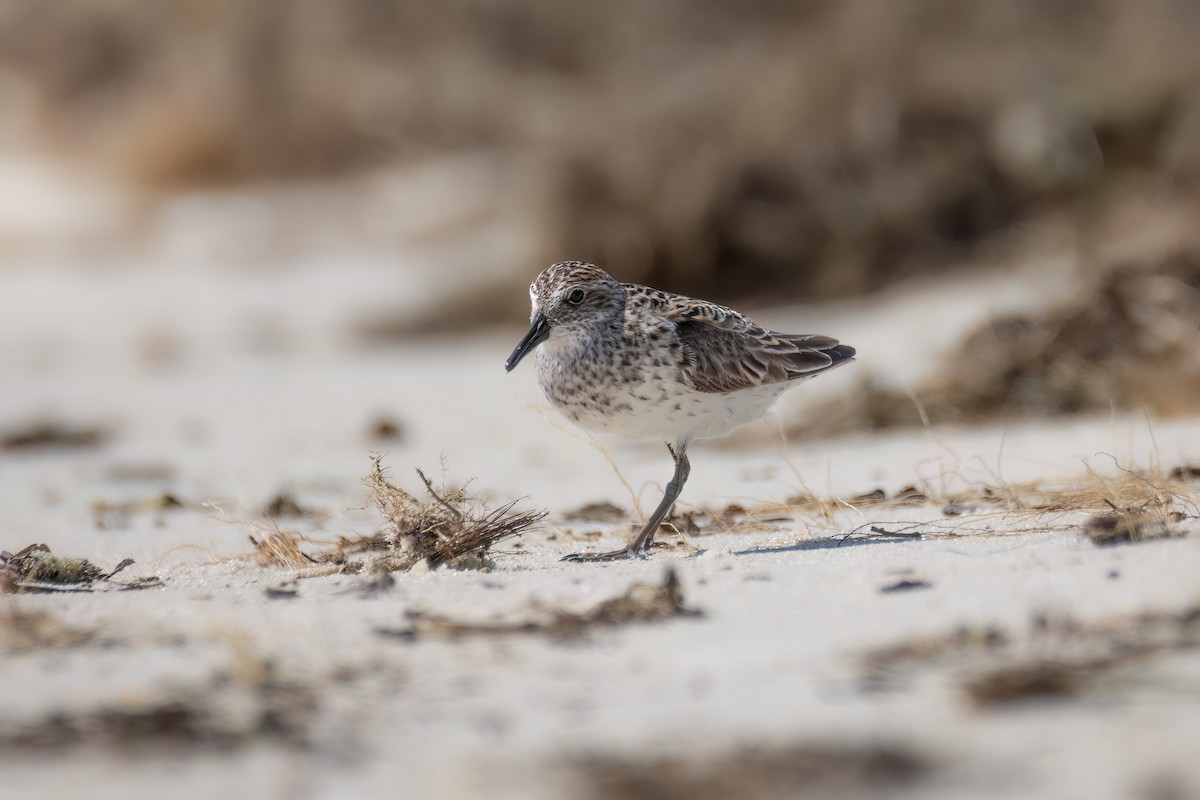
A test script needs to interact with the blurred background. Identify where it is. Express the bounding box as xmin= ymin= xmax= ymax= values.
xmin=2 ymin=0 xmax=1199 ymax=431
xmin=5 ymin=7 xmax=1200 ymax=796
